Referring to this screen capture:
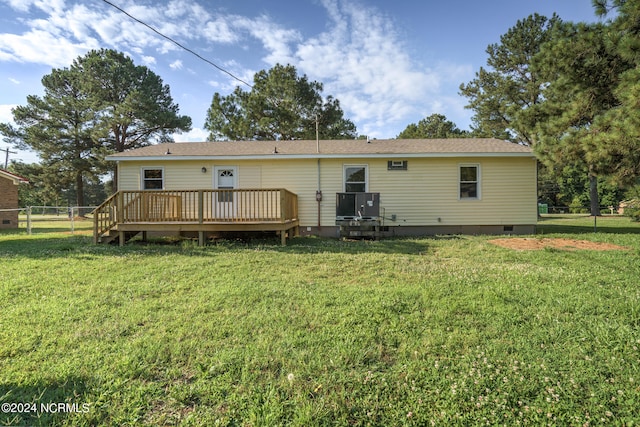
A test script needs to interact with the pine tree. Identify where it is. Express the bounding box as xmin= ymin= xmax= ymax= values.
xmin=4 ymin=68 xmax=99 ymax=207
xmin=205 ymin=64 xmax=357 ymax=141
xmin=397 ymin=114 xmax=468 ymax=139
xmin=459 ymin=14 xmax=561 ymax=145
